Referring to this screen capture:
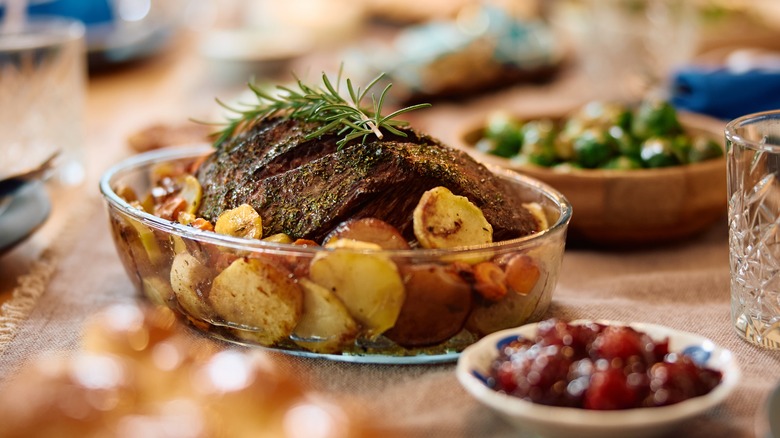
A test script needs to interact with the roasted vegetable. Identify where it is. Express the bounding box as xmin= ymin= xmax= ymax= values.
xmin=476 ymin=111 xmax=523 ymax=158
xmin=323 ymin=218 xmax=410 ymax=250
xmin=170 ymin=252 xmax=214 ymax=321
xmin=179 ymin=175 xmax=202 ymax=216
xmin=413 ymin=186 xmax=493 ymax=250
xmin=209 ymin=257 xmax=303 ymax=345
xmin=292 ymin=279 xmax=359 ymax=354
xmin=477 ymin=99 xmax=722 ymax=170
xmin=308 ymin=239 xmax=405 ymax=338
xmin=214 ymin=204 xmax=264 ymax=239
xmin=384 ymin=263 xmax=472 ymax=348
